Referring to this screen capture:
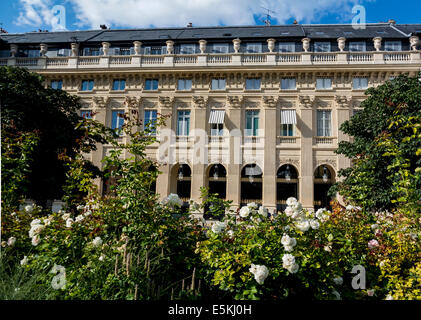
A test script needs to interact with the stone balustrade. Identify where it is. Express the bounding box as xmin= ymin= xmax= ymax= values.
xmin=3 ymin=50 xmax=419 ymax=70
